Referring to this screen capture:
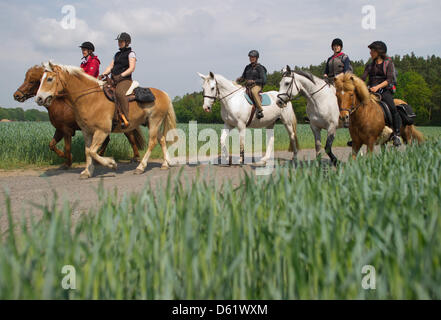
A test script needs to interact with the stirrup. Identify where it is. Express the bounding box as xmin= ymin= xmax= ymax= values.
xmin=256 ymin=110 xmax=264 ymax=119
xmin=392 ymin=135 xmax=401 ymax=147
